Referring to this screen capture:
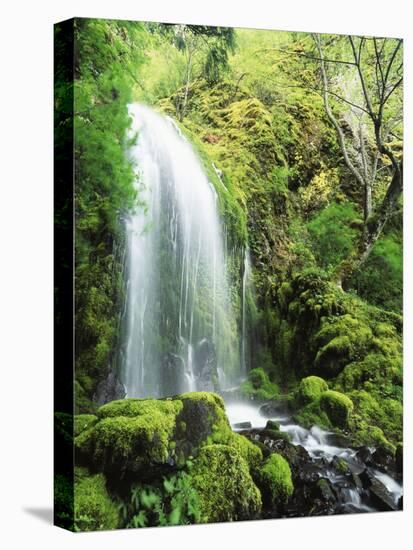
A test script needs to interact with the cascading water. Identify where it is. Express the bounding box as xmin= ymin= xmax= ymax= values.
xmin=122 ymin=104 xmax=239 ymax=398
xmin=241 ymin=247 xmax=252 ymax=376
